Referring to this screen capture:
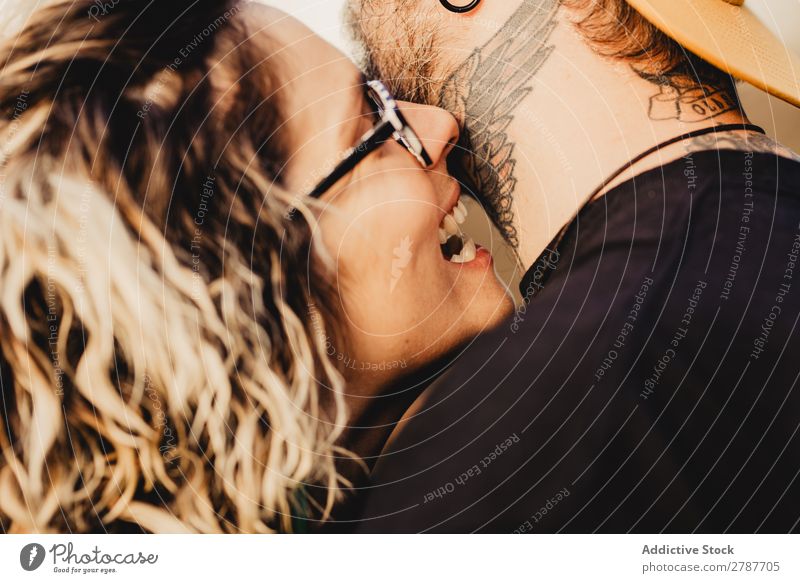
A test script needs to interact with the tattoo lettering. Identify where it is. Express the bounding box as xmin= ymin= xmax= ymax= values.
xmin=439 ymin=0 xmax=559 ymax=249
xmin=684 ymin=131 xmax=800 ymax=163
xmin=638 ymin=69 xmax=739 ymax=123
